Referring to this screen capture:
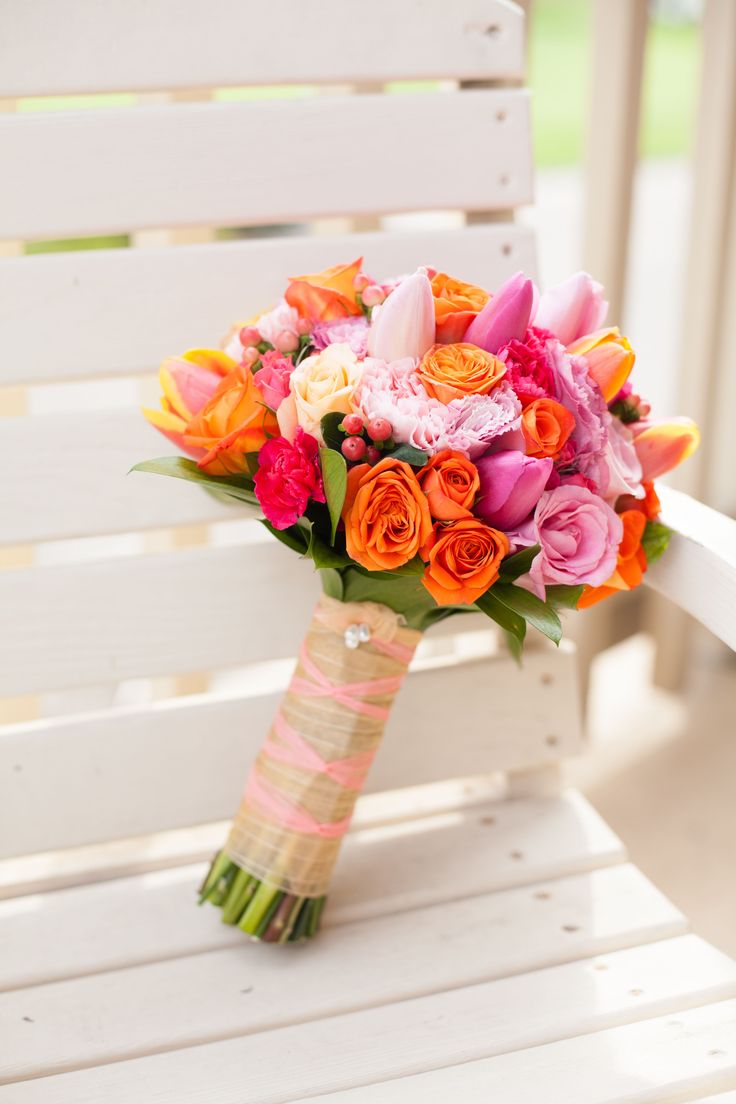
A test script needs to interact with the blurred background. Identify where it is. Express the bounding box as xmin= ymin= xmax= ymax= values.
xmin=1 ymin=0 xmax=733 ymax=950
